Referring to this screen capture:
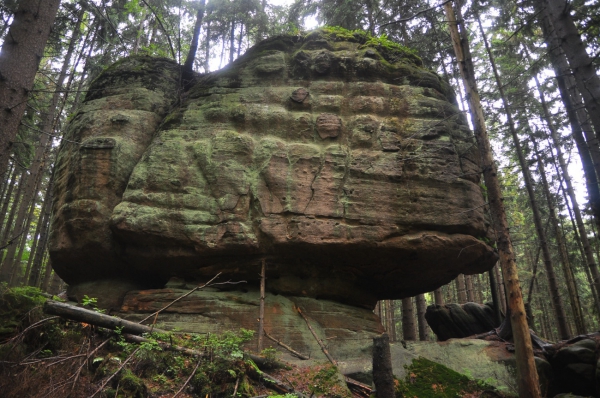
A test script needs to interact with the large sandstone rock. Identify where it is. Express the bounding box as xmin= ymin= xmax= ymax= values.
xmin=425 ymin=302 xmax=500 ymax=341
xmin=50 ymin=29 xmax=496 ymax=308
